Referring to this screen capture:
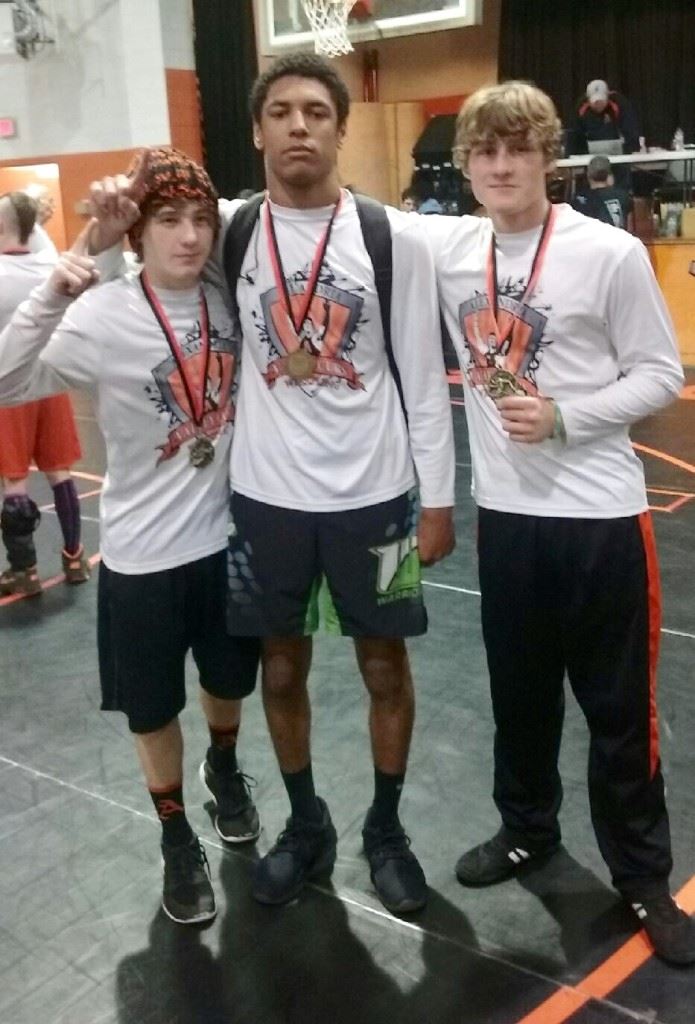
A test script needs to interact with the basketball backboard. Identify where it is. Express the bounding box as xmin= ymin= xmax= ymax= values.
xmin=256 ymin=0 xmax=483 ymax=56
